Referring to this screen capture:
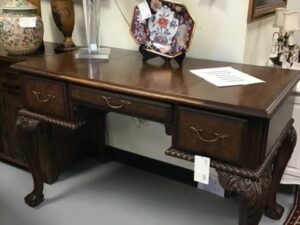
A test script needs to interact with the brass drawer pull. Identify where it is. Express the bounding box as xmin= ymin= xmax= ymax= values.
xmin=102 ymin=96 xmax=131 ymax=109
xmin=190 ymin=126 xmax=228 ymax=143
xmin=32 ymin=91 xmax=56 ymax=103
